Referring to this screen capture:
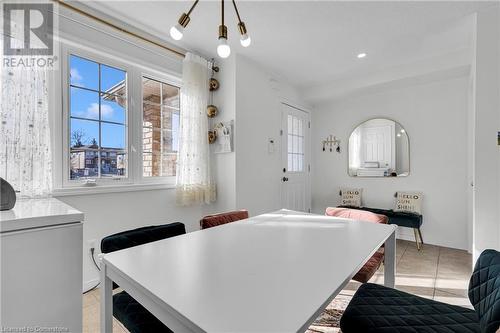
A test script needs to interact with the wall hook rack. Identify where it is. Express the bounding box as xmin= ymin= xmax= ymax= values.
xmin=322 ymin=135 xmax=341 ymax=153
